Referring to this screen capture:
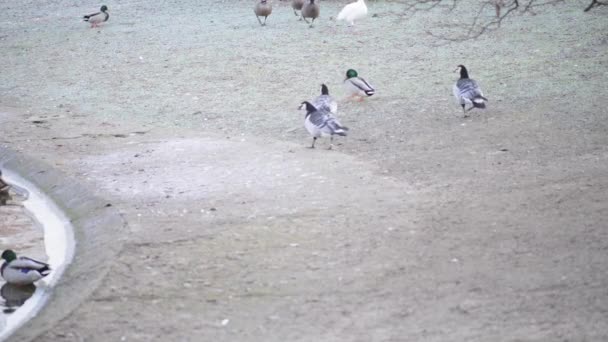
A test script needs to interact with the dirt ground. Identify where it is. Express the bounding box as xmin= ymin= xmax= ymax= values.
xmin=1 ymin=0 xmax=607 ymax=341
